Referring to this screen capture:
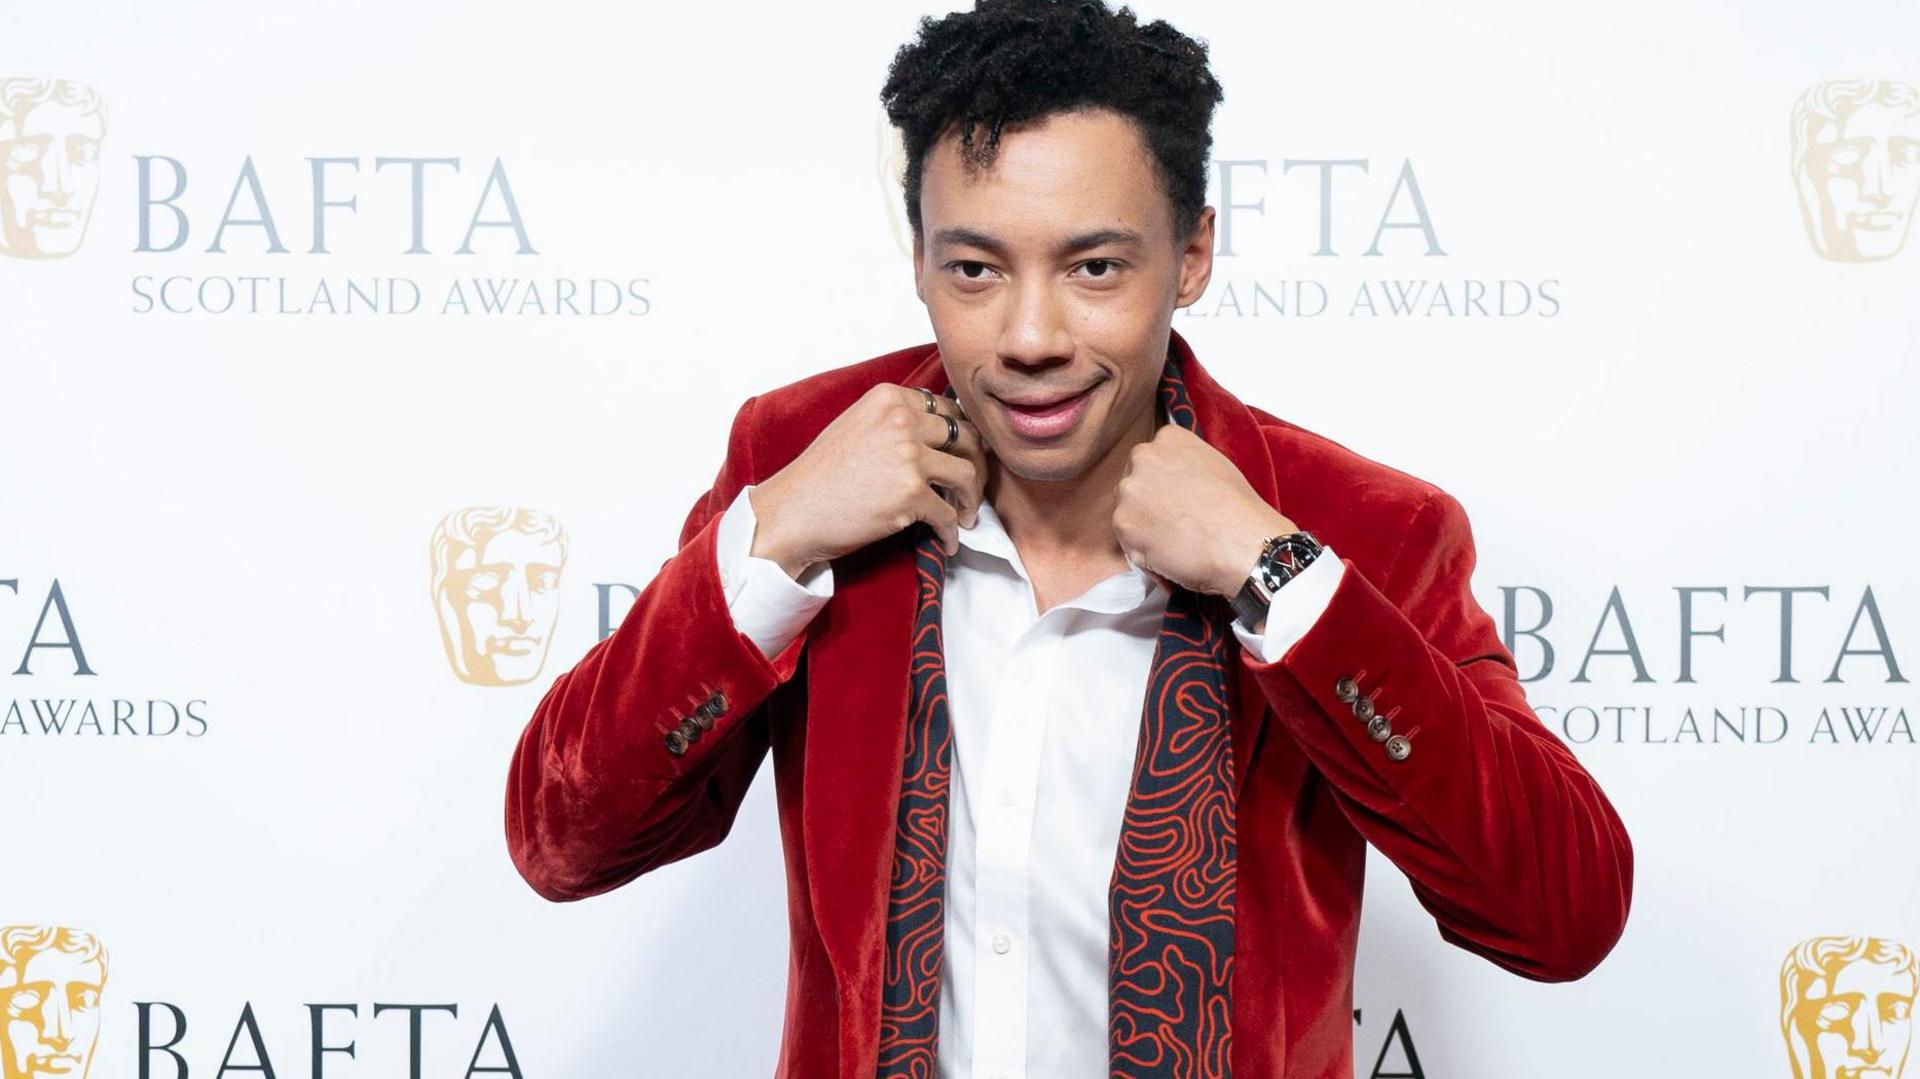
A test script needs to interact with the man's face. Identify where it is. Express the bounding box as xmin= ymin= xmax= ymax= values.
xmin=1800 ymin=101 xmax=1920 ymax=261
xmin=911 ymin=106 xmax=1213 ymax=486
xmin=1 ymin=949 xmax=104 ymax=1079
xmin=0 ymin=99 xmax=104 ymax=259
xmin=448 ymin=529 xmax=564 ymax=685
xmin=1790 ymin=959 xmax=1915 ymax=1079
